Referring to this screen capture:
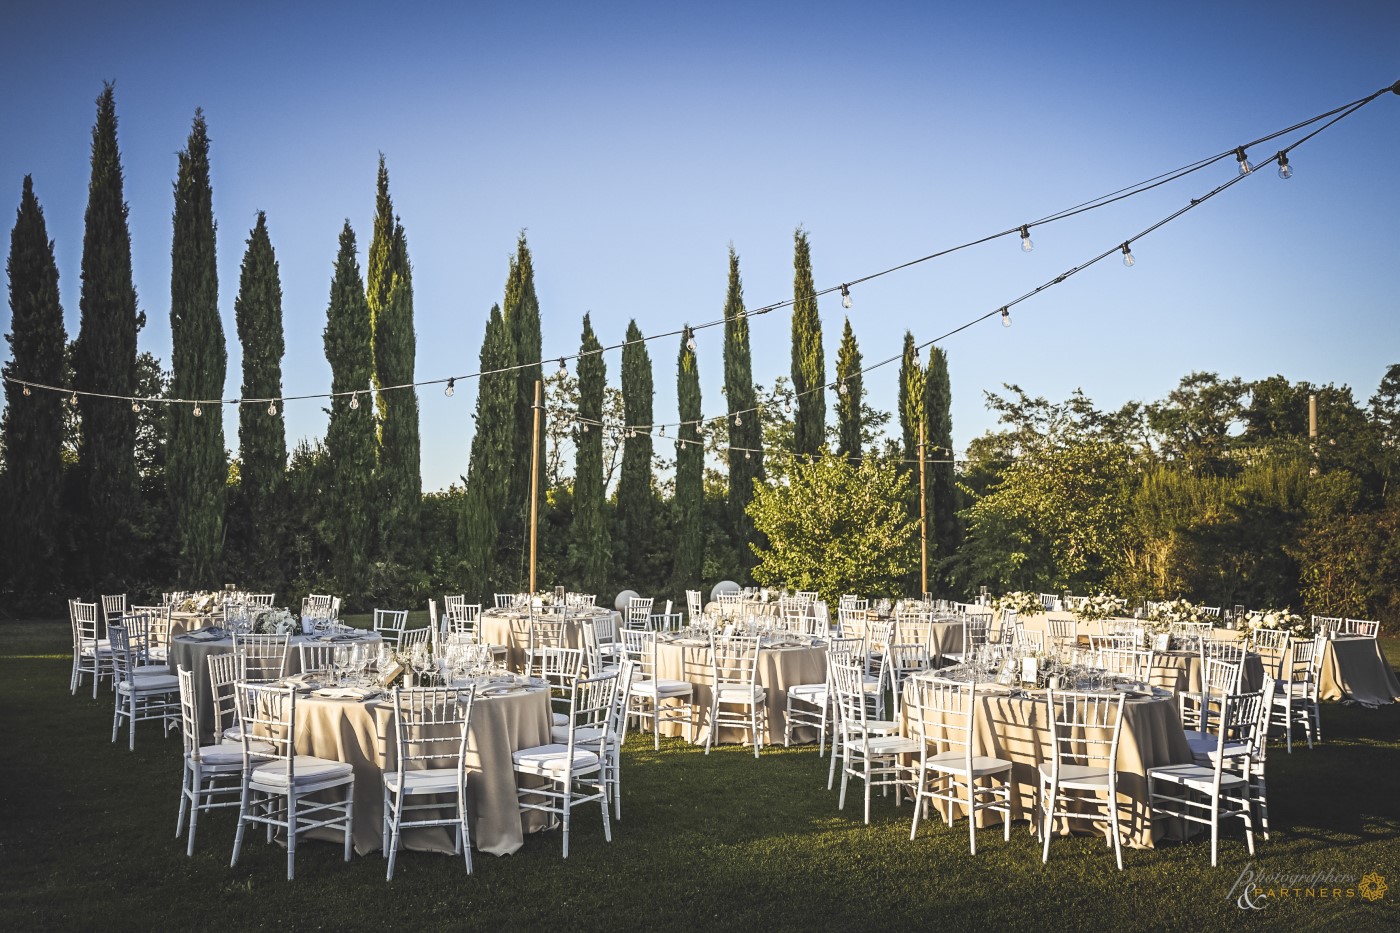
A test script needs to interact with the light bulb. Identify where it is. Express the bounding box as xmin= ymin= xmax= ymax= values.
xmin=193 ymin=403 xmax=202 ymax=417
xmin=783 ymin=397 xmax=793 ymax=415
xmin=69 ymin=392 xmax=78 ymax=406
xmin=1000 ymin=307 xmax=1012 ymax=328
xmin=735 ymin=413 xmax=742 ymax=426
xmin=350 ymin=391 xmax=360 ymax=410
xmin=1121 ymin=243 xmax=1135 ymax=268
xmin=840 ymin=284 xmax=852 ymax=309
xmin=268 ymin=401 xmax=277 ymax=415
xmin=838 ymin=381 xmax=849 ymax=396
xmin=745 ymin=450 xmax=751 ymax=460
xmin=1020 ymin=225 xmax=1034 ymax=252
xmin=686 ymin=330 xmax=696 ymax=353
xmin=444 ymin=378 xmax=455 ymax=398
xmin=582 ymin=422 xmax=589 ymax=433
xmin=558 ymin=357 xmax=567 ymax=375
xmin=131 ymin=399 xmax=141 ymax=412
xmin=23 ymin=384 xmax=31 ymax=397
xmin=1277 ymin=153 xmax=1292 ymax=179
xmin=658 ymin=425 xmax=666 ymax=437
xmin=1235 ymin=147 xmax=1252 ymax=175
